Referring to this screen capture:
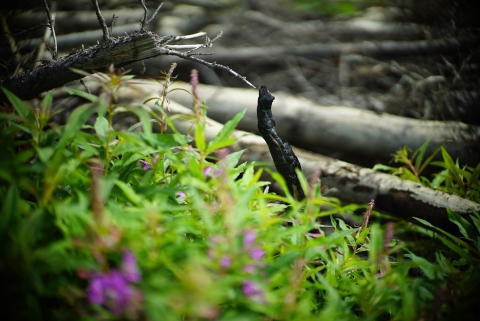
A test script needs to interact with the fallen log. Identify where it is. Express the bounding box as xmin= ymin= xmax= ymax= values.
xmin=114 ymin=84 xmax=480 ymax=235
xmin=189 ymin=37 xmax=480 ymax=63
xmin=166 ymin=83 xmax=480 ymax=166
xmin=0 ymin=31 xmax=254 ymax=102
